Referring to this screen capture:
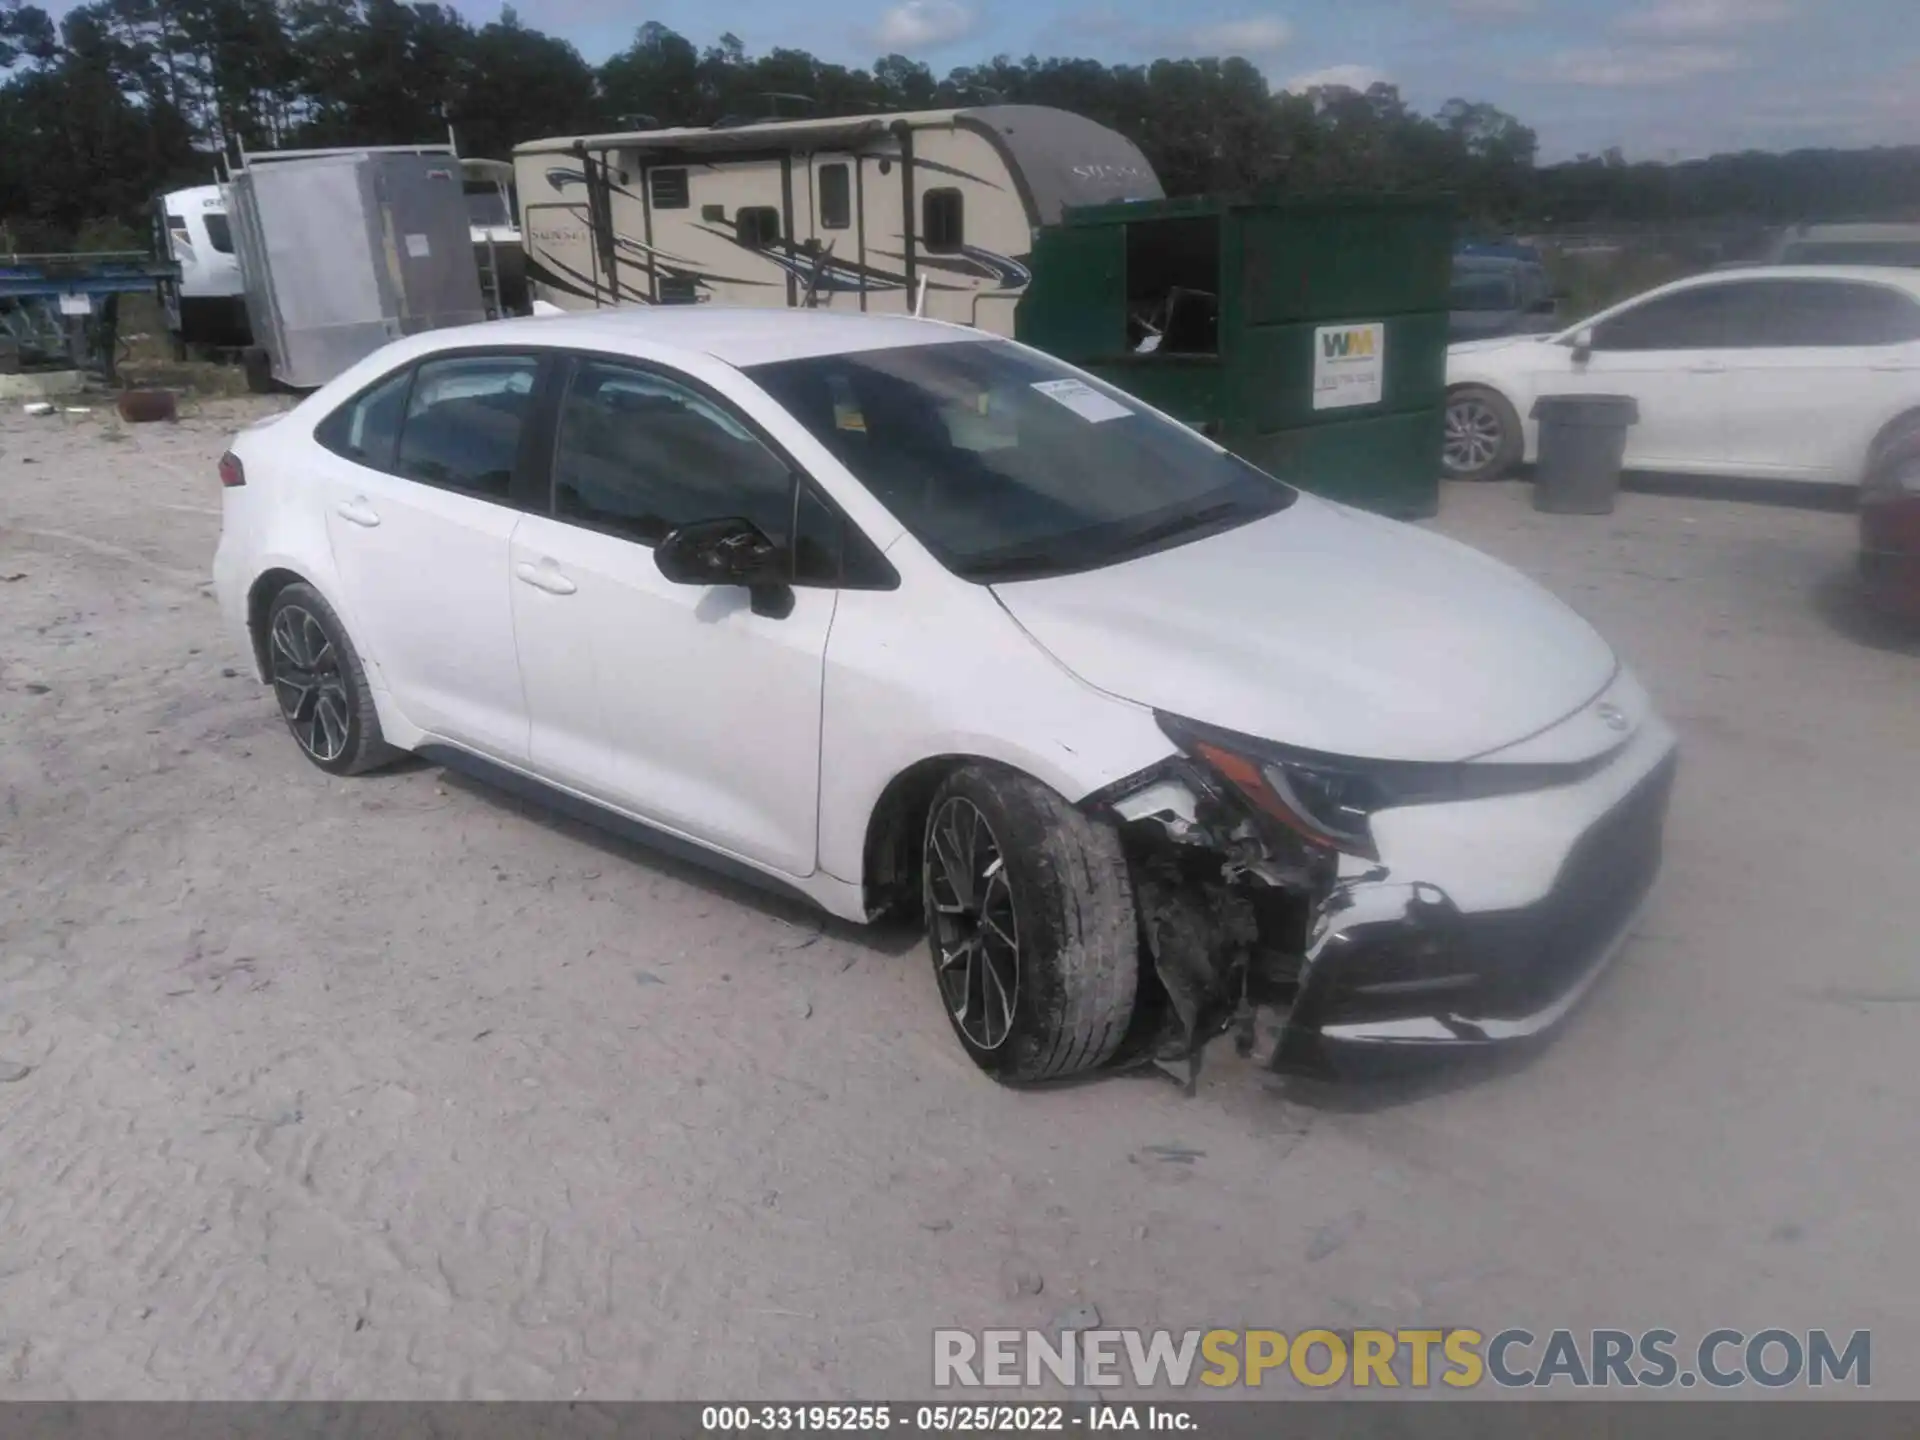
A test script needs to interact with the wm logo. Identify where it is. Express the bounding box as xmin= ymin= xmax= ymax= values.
xmin=1322 ymin=329 xmax=1376 ymax=359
